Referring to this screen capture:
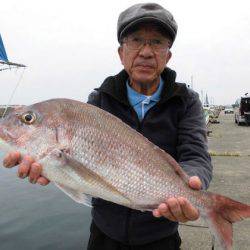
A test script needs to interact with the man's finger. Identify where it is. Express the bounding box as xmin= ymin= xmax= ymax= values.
xmin=152 ymin=209 xmax=161 ymax=218
xmin=189 ymin=176 xmax=202 ymax=190
xmin=29 ymin=162 xmax=42 ymax=184
xmin=178 ymin=197 xmax=199 ymax=221
xmin=157 ymin=202 xmax=178 ymax=222
xmin=3 ymin=151 xmax=22 ymax=168
xmin=37 ymin=176 xmax=50 ymax=186
xmin=17 ymin=155 xmax=34 ymax=179
xmin=167 ymin=198 xmax=188 ymax=222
